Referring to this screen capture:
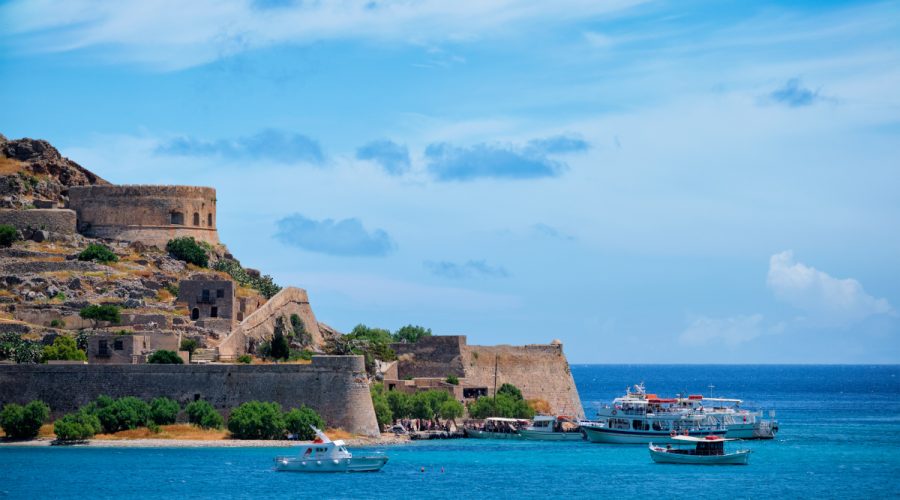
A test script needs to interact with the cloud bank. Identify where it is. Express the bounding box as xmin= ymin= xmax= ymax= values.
xmin=424 ymin=259 xmax=509 ymax=279
xmin=274 ymin=214 xmax=395 ymax=256
xmin=425 ymin=134 xmax=588 ymax=181
xmin=355 ymin=140 xmax=410 ymax=176
xmin=767 ymin=250 xmax=893 ymax=325
xmin=156 ymin=129 xmax=324 ymax=165
xmin=768 ymin=78 xmax=821 ymax=107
